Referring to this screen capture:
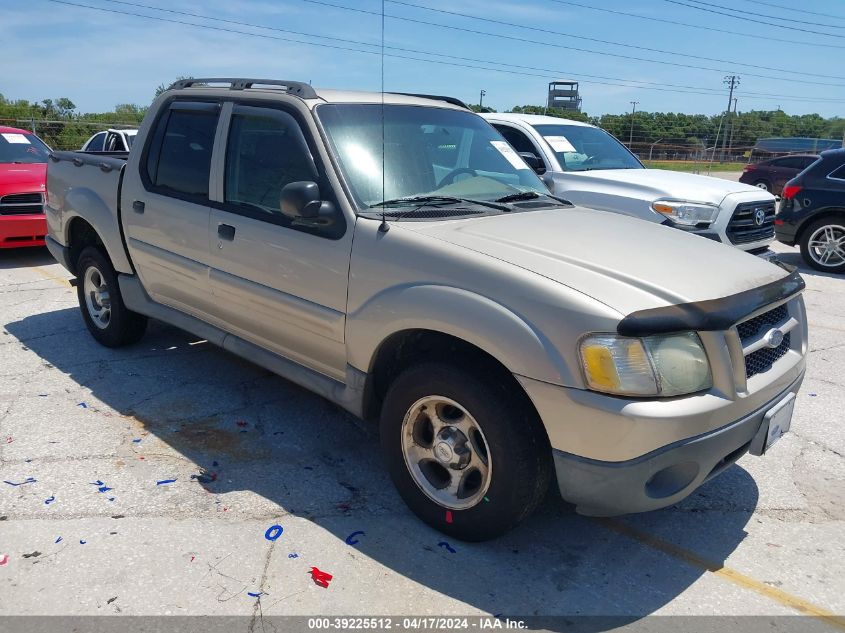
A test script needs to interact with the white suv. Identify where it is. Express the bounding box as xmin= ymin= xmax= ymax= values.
xmin=482 ymin=113 xmax=776 ymax=254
